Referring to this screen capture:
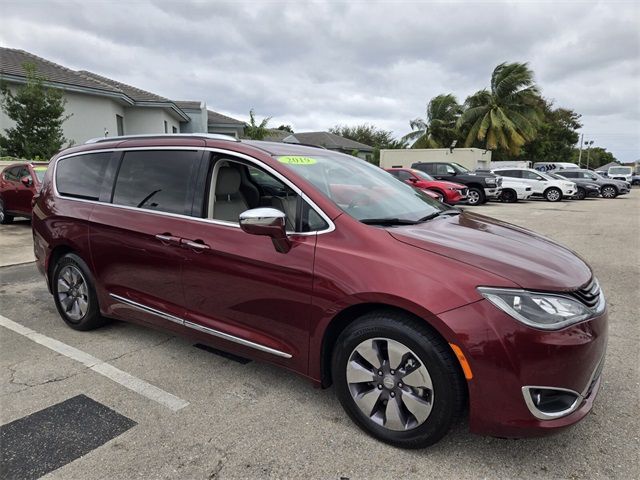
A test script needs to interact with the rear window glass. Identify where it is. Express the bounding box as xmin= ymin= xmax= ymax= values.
xmin=56 ymin=153 xmax=111 ymax=200
xmin=112 ymin=150 xmax=200 ymax=214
